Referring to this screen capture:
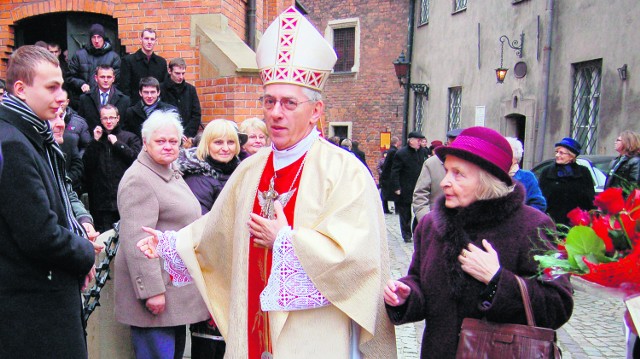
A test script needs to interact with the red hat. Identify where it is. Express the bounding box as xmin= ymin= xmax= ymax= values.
xmin=435 ymin=127 xmax=513 ymax=185
xmin=430 ymin=140 xmax=443 ymax=149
